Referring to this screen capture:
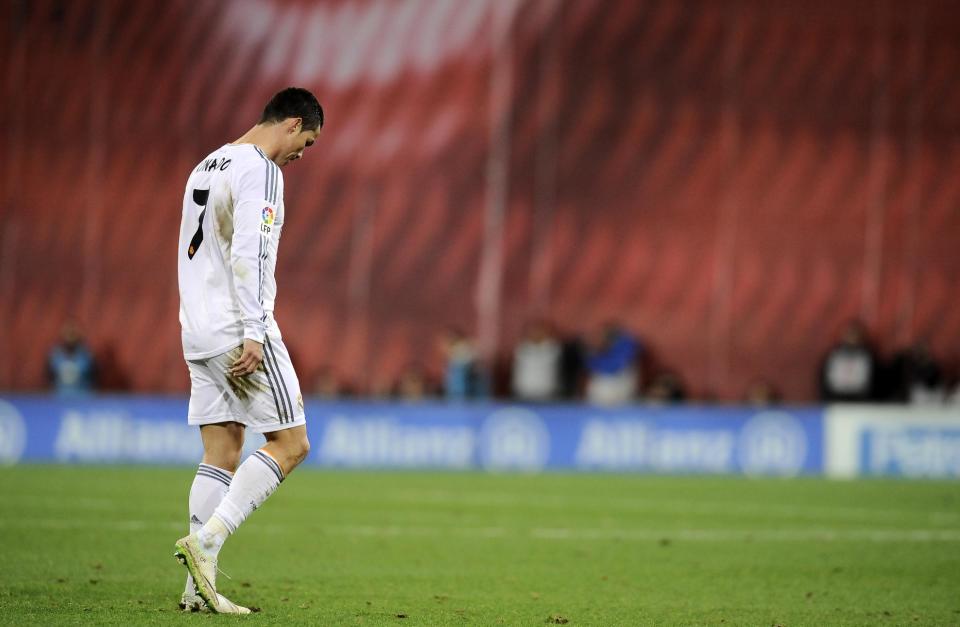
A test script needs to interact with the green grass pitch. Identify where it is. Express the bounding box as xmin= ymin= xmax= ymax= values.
xmin=0 ymin=466 xmax=958 ymax=626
